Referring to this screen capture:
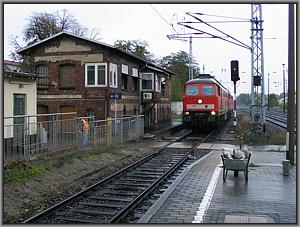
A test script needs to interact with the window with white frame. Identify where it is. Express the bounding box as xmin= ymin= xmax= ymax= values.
xmin=141 ymin=73 xmax=154 ymax=90
xmin=85 ymin=63 xmax=106 ymax=86
xmin=109 ymin=63 xmax=118 ymax=88
xmin=132 ymin=67 xmax=138 ymax=77
xmin=155 ymin=75 xmax=161 ymax=92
